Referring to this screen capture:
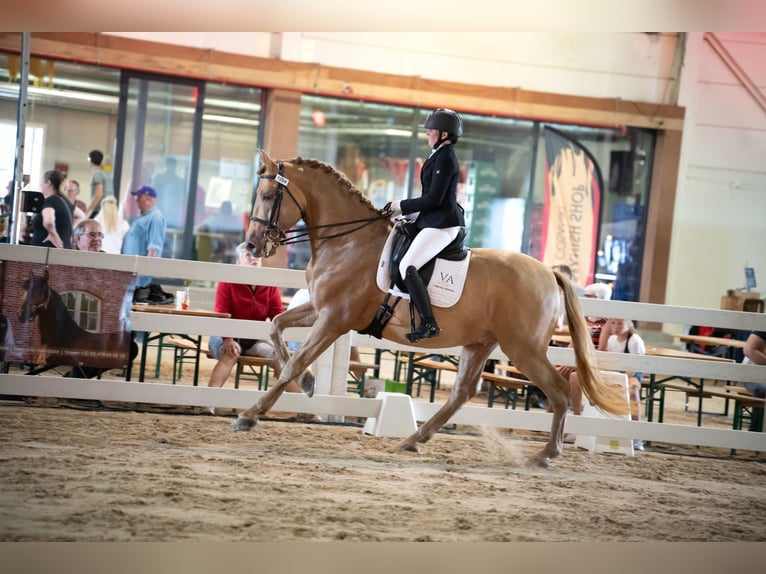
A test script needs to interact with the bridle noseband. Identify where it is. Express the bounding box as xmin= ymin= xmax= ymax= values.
xmin=249 ymin=161 xmax=305 ymax=255
xmin=250 ymin=160 xmax=390 ymax=253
